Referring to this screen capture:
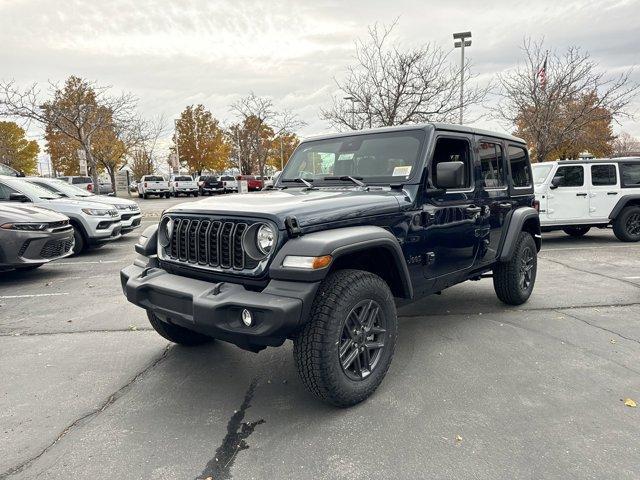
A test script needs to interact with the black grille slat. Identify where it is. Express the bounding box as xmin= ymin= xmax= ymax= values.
xmin=187 ymin=220 xmax=199 ymax=262
xmin=233 ymin=223 xmax=247 ymax=269
xmin=179 ymin=219 xmax=190 ymax=261
xmin=170 ymin=219 xmax=181 ymax=258
xmin=220 ymin=222 xmax=233 ymax=268
xmin=197 ymin=220 xmax=210 ymax=264
xmin=208 ymin=221 xmax=221 ymax=266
